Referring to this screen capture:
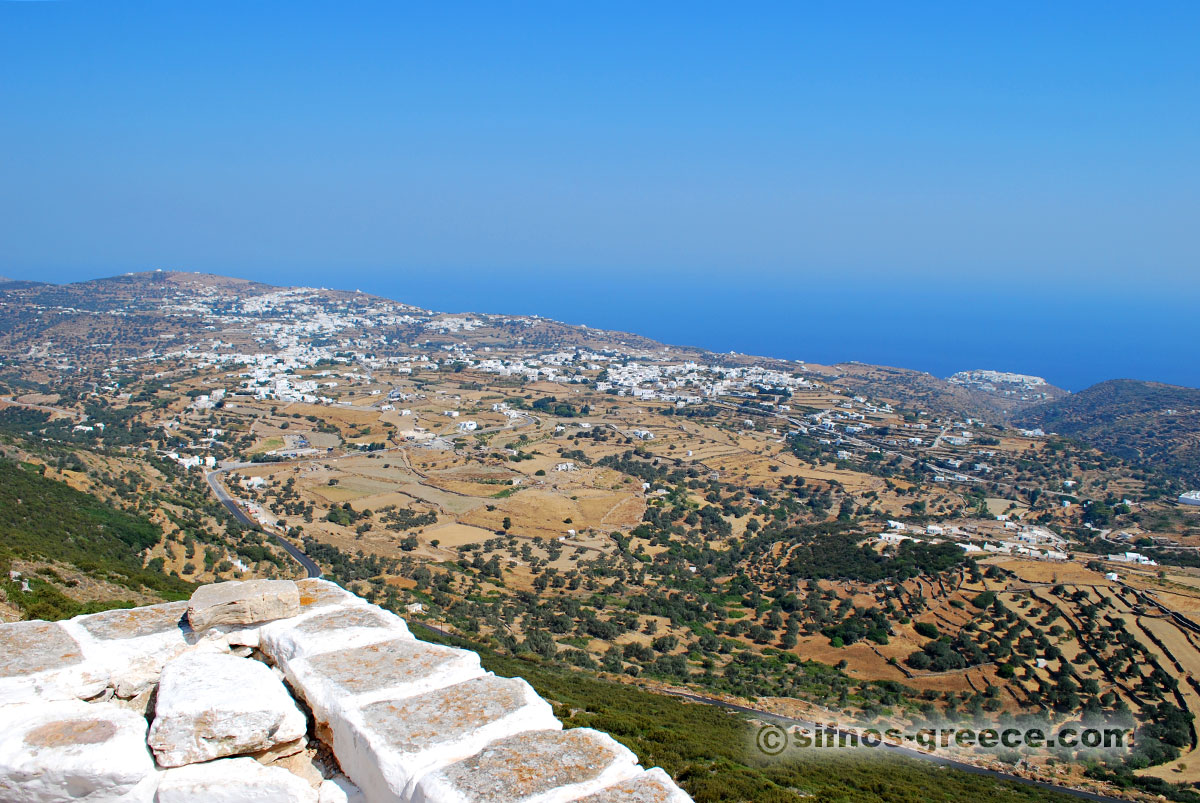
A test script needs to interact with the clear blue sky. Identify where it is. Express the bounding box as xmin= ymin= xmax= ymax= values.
xmin=2 ymin=2 xmax=1198 ymax=389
